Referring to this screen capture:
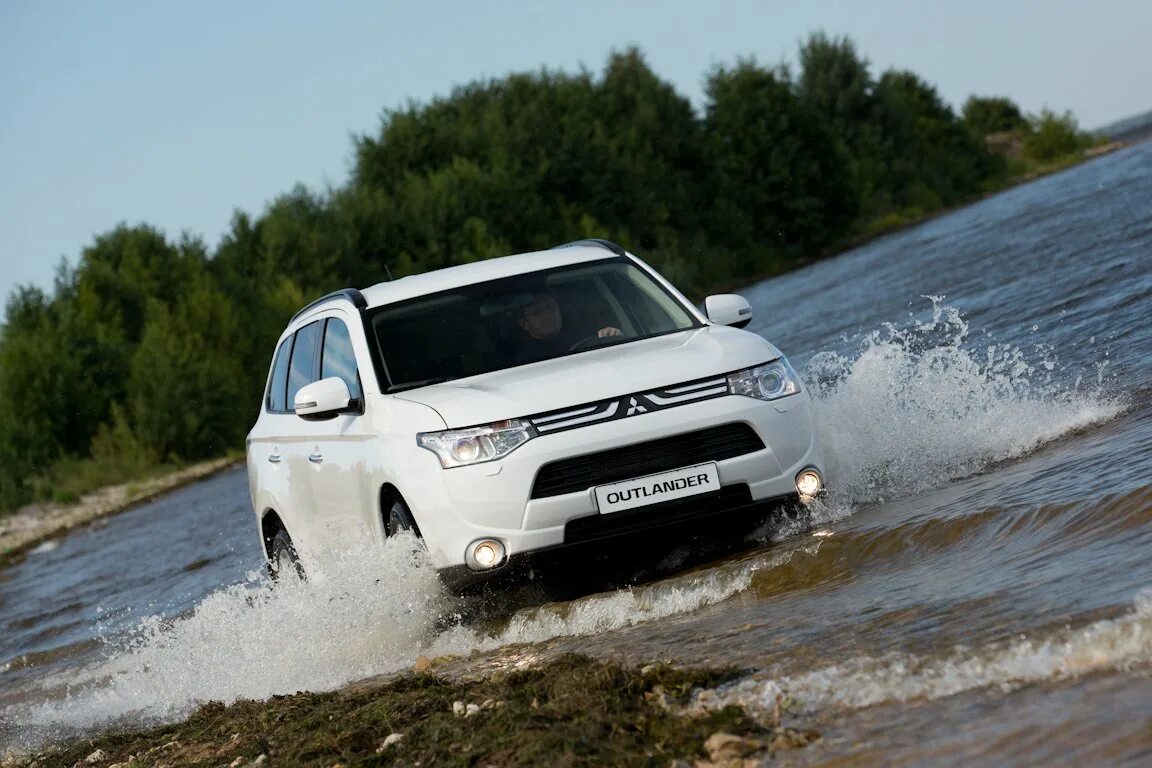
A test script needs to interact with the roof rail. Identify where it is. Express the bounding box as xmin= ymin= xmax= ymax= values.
xmin=551 ymin=238 xmax=627 ymax=256
xmin=290 ymin=288 xmax=368 ymax=324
